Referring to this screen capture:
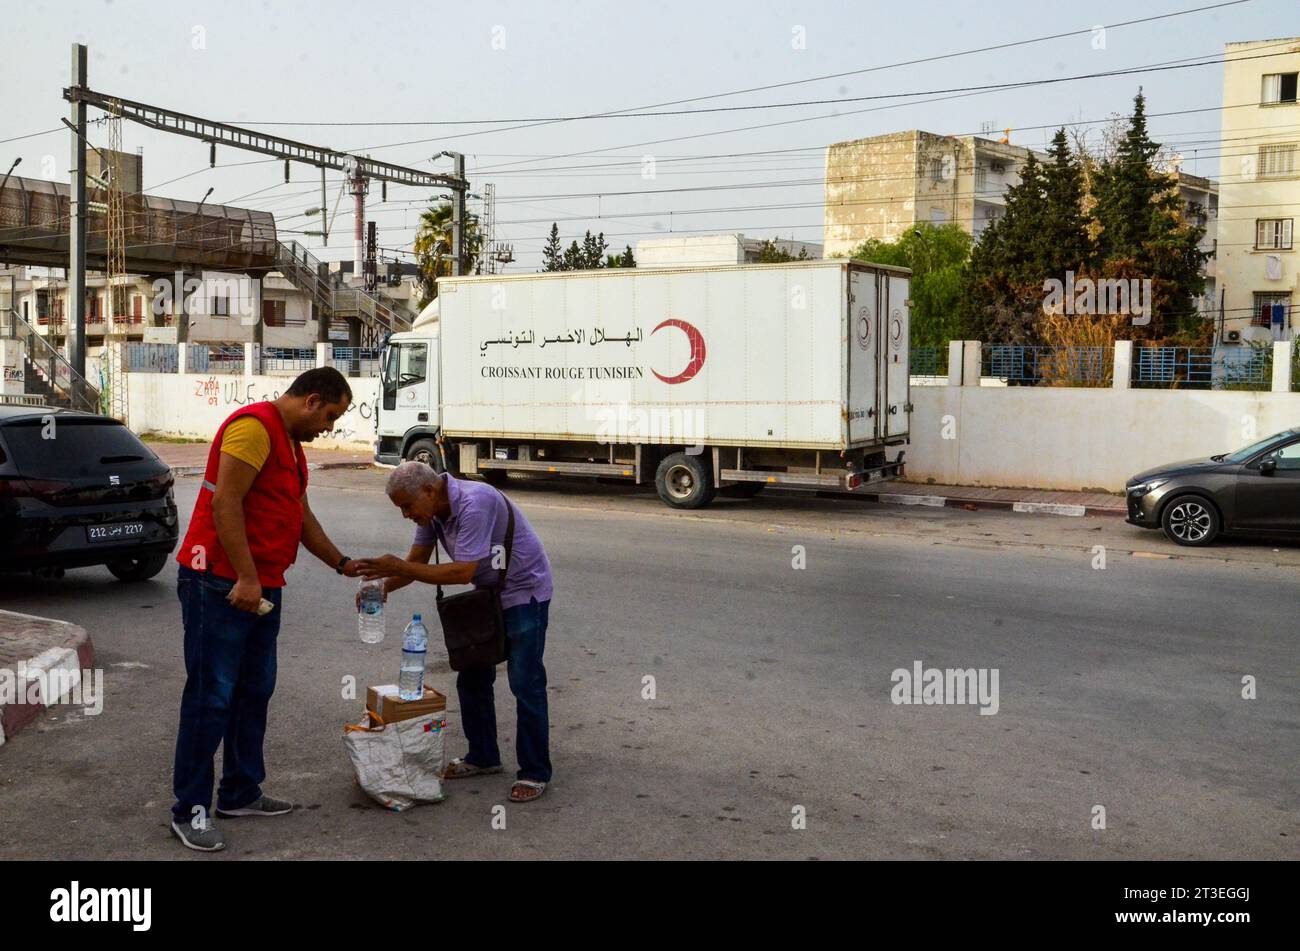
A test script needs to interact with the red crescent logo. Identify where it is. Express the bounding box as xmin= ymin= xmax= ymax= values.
xmin=650 ymin=318 xmax=706 ymax=384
